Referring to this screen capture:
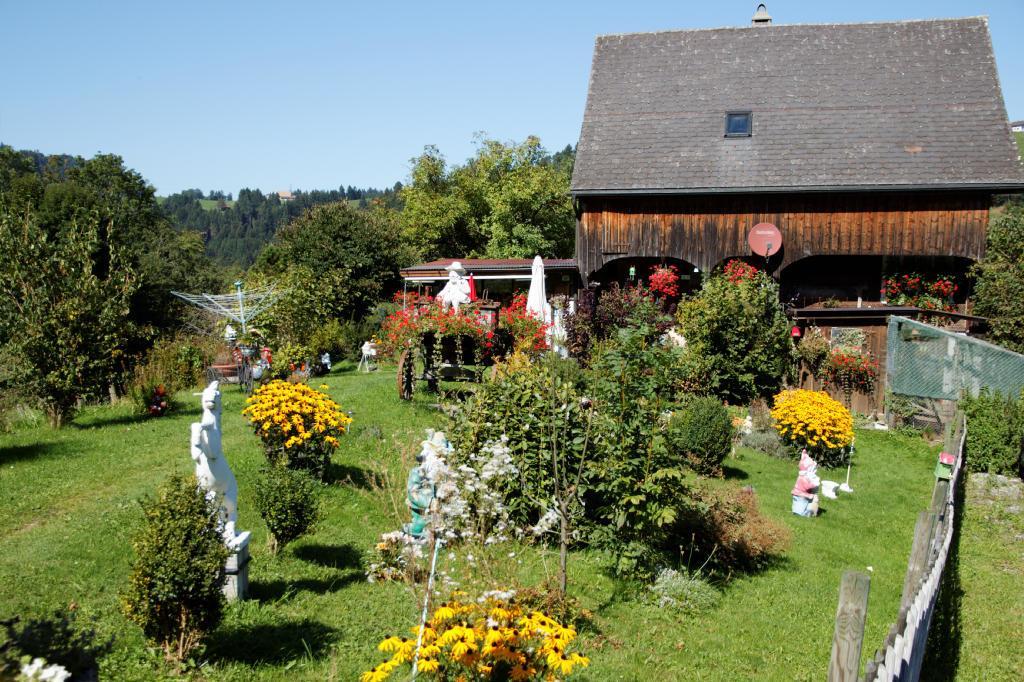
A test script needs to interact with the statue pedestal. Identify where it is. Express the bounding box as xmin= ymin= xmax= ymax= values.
xmin=224 ymin=531 xmax=251 ymax=601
